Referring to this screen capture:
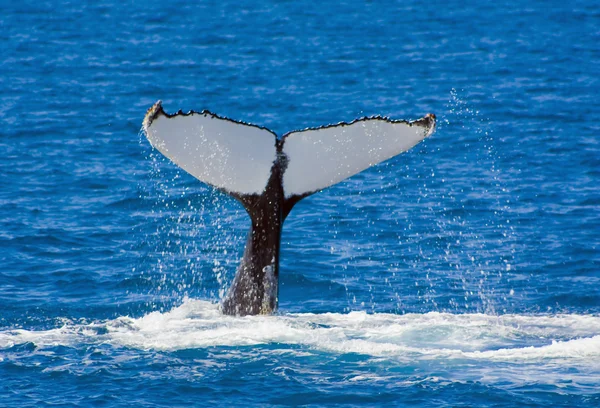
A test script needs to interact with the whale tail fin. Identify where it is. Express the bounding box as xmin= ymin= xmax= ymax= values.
xmin=142 ymin=101 xmax=435 ymax=315
xmin=143 ymin=100 xmax=436 ymax=216
xmin=280 ymin=113 xmax=436 ymax=216
xmin=143 ymin=100 xmax=279 ymax=198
